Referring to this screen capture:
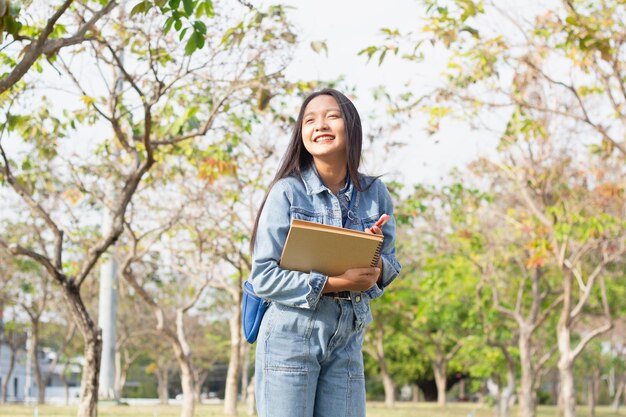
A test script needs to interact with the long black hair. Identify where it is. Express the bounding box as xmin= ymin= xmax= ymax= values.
xmin=250 ymin=88 xmax=365 ymax=253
